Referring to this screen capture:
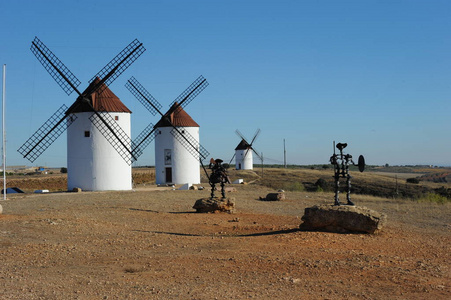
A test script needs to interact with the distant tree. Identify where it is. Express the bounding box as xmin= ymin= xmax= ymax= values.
xmin=385 ymin=163 xmax=390 ymax=167
xmin=322 ymin=165 xmax=329 ymax=170
xmin=60 ymin=167 xmax=68 ymax=174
